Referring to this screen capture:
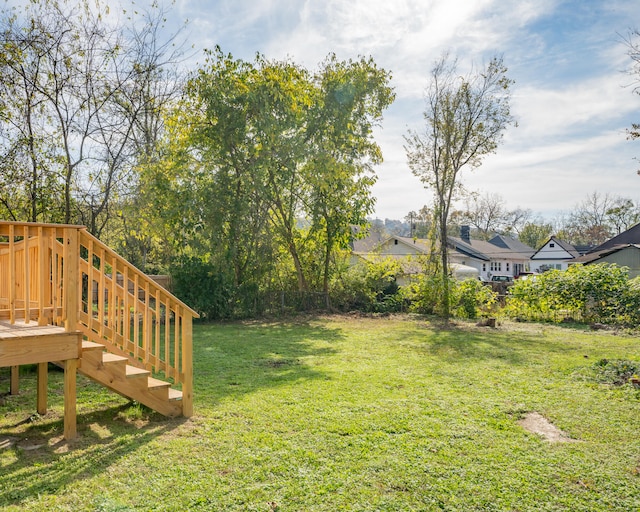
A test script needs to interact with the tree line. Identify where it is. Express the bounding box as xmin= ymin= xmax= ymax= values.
xmin=1 ymin=1 xmax=638 ymax=320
